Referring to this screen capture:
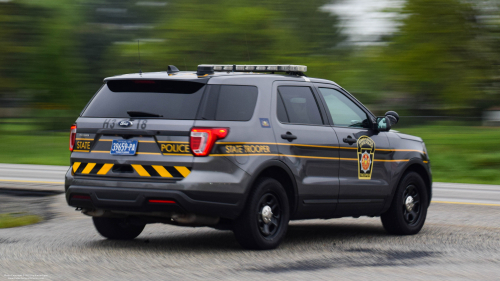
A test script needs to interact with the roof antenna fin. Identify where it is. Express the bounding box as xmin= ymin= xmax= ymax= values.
xmin=137 ymin=40 xmax=142 ymax=76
